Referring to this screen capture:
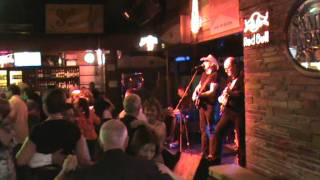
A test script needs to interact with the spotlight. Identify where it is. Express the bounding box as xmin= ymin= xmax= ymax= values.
xmin=123 ymin=11 xmax=130 ymax=19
